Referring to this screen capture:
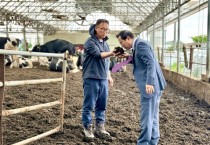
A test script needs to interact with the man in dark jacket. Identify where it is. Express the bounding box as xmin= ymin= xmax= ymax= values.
xmin=116 ymin=30 xmax=167 ymax=145
xmin=82 ymin=19 xmax=116 ymax=138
